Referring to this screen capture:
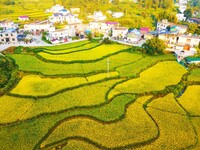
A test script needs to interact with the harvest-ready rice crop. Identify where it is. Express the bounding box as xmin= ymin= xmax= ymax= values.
xmin=108 ymin=61 xmax=187 ymax=99
xmin=178 ymin=85 xmax=200 ymax=116
xmin=41 ymin=96 xmax=158 ymax=149
xmin=138 ymin=108 xmax=197 ymax=150
xmin=38 ymin=44 xmax=130 ymax=62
